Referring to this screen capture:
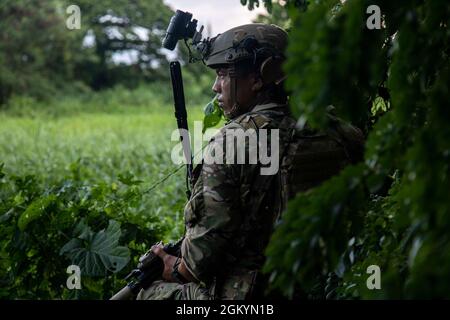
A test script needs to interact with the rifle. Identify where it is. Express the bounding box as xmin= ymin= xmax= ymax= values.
xmin=110 ymin=62 xmax=192 ymax=301
xmin=110 ymin=241 xmax=181 ymax=300
xmin=112 ymin=12 xmax=196 ymax=299
xmin=170 ymin=60 xmax=193 ymax=199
